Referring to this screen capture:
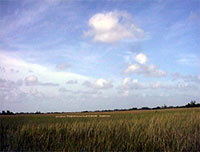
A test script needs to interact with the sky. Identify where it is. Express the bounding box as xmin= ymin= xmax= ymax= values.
xmin=0 ymin=0 xmax=199 ymax=112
